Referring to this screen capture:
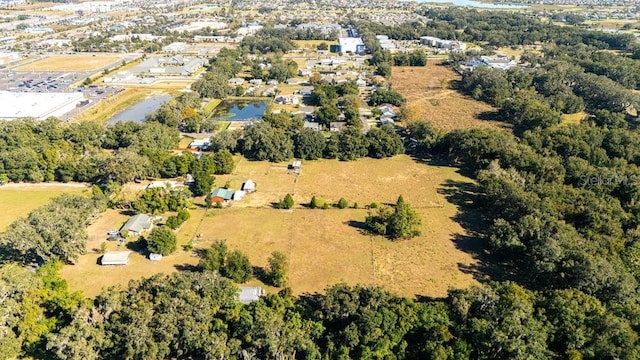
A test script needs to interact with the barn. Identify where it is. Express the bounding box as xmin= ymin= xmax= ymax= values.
xmin=210 ymin=188 xmax=234 ymax=203
xmin=100 ymin=251 xmax=131 ymax=266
